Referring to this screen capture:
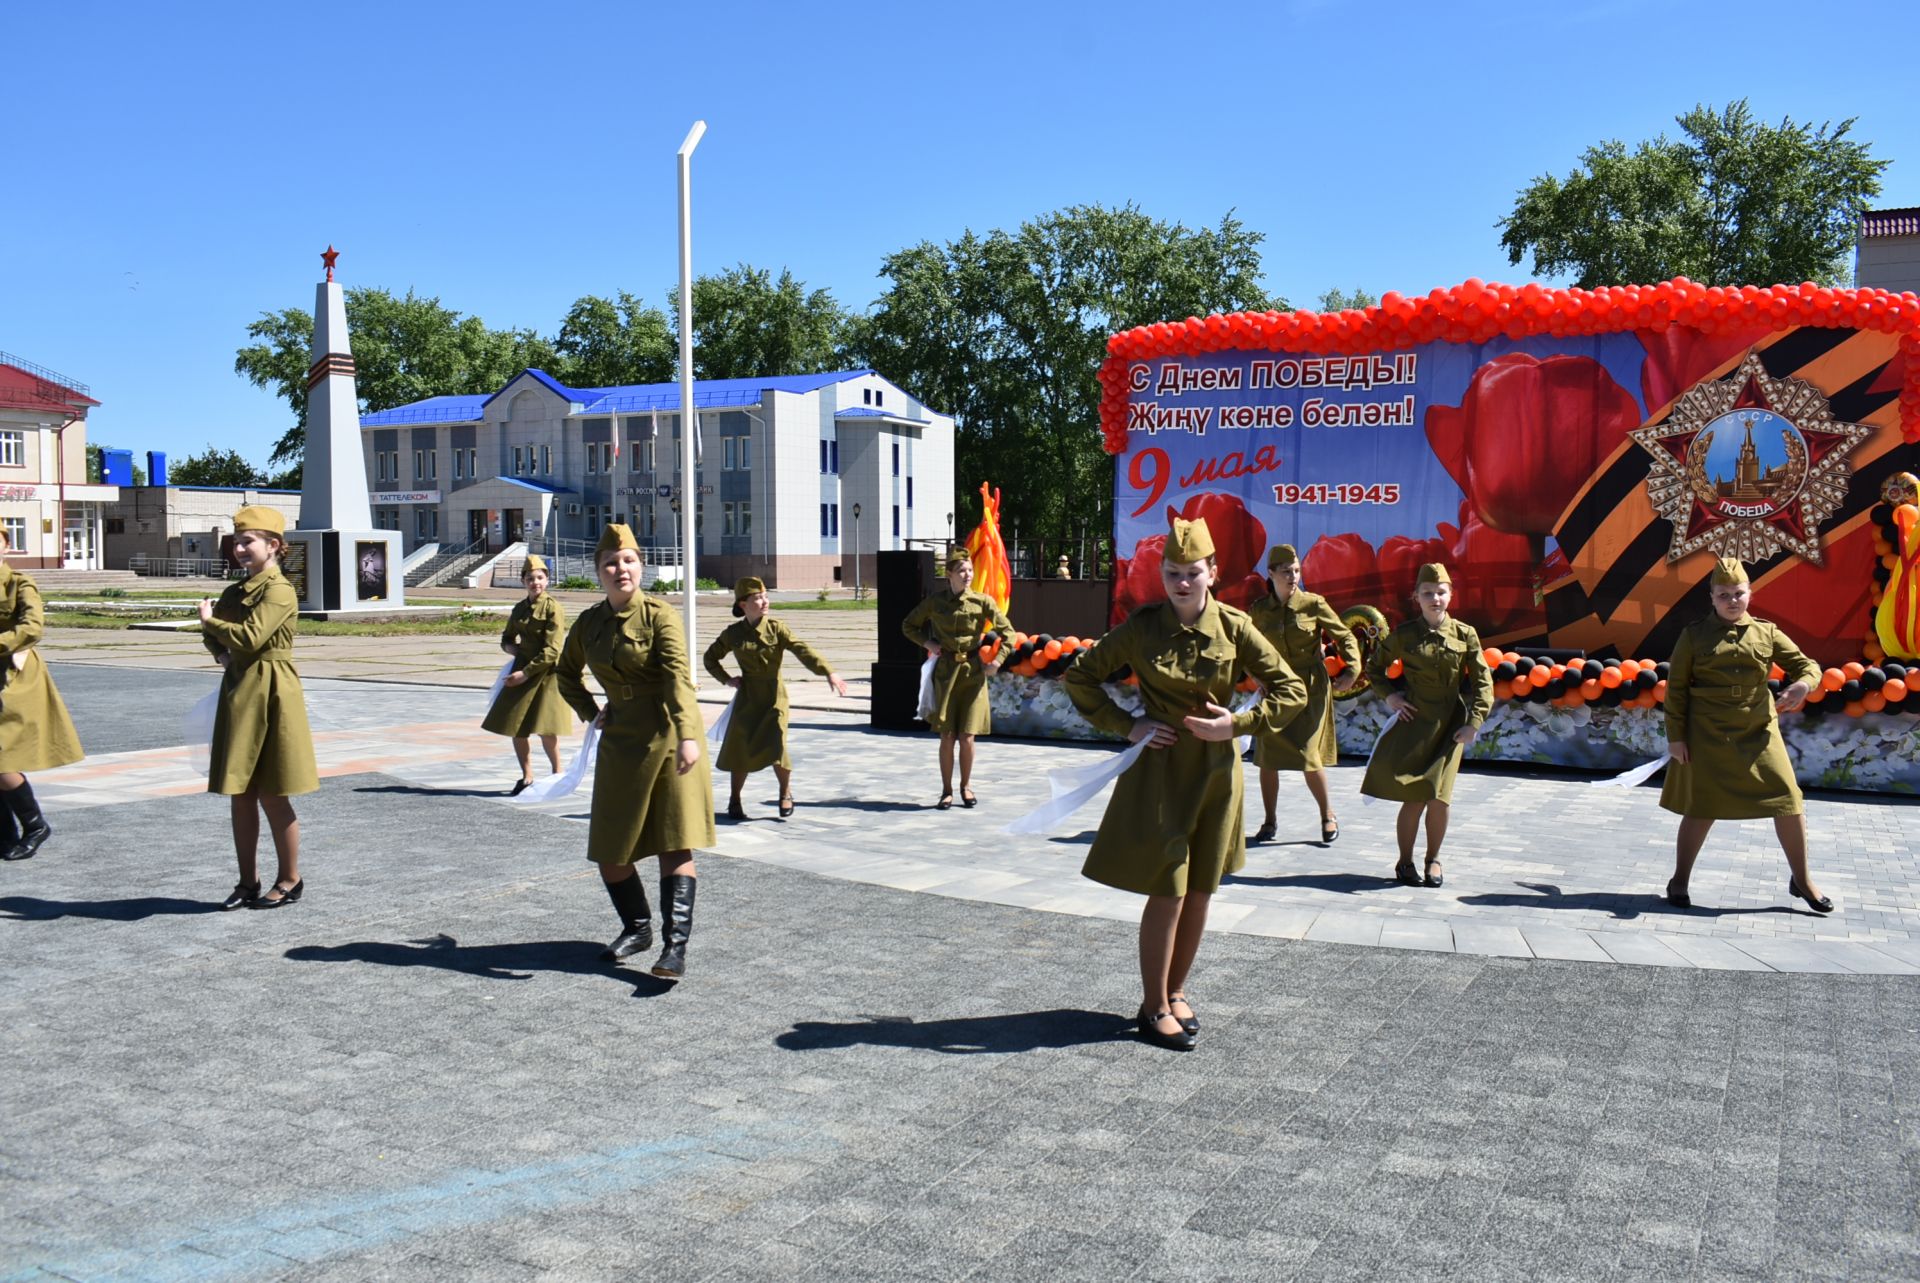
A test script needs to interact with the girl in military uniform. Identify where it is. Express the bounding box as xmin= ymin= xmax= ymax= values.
xmin=483 ymin=553 xmax=572 ymax=795
xmin=556 ymin=524 xmax=715 ymax=978
xmin=1065 ymin=517 xmax=1306 ymax=1051
xmin=196 ymin=507 xmax=318 ymax=909
xmin=900 ymin=550 xmax=1013 ymax=809
xmin=1661 ymin=557 xmax=1829 ymax=912
xmin=1247 ymin=544 xmax=1361 ymax=845
xmin=1361 ymin=563 xmax=1494 ymax=888
xmin=0 ymin=526 xmax=83 ymax=862
xmin=705 ymin=576 xmax=848 ymax=819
